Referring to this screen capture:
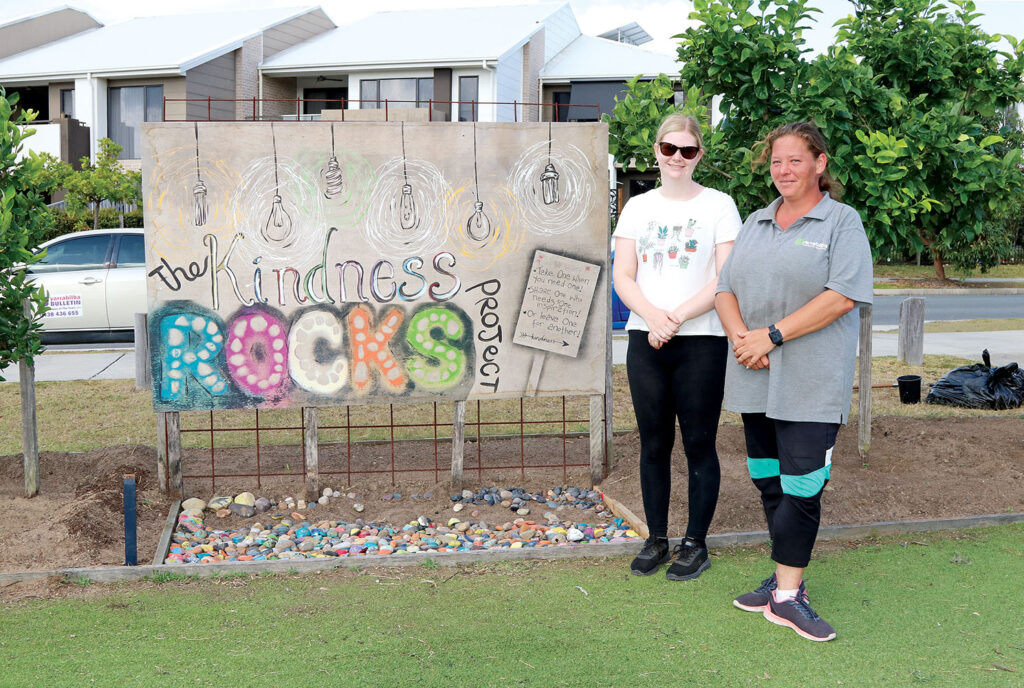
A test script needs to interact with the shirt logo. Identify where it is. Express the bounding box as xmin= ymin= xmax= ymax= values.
xmin=795 ymin=238 xmax=828 ymax=251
